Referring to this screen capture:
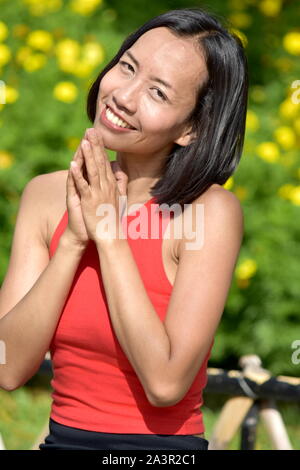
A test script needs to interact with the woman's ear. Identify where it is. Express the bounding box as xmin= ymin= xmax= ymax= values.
xmin=173 ymin=128 xmax=196 ymax=147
